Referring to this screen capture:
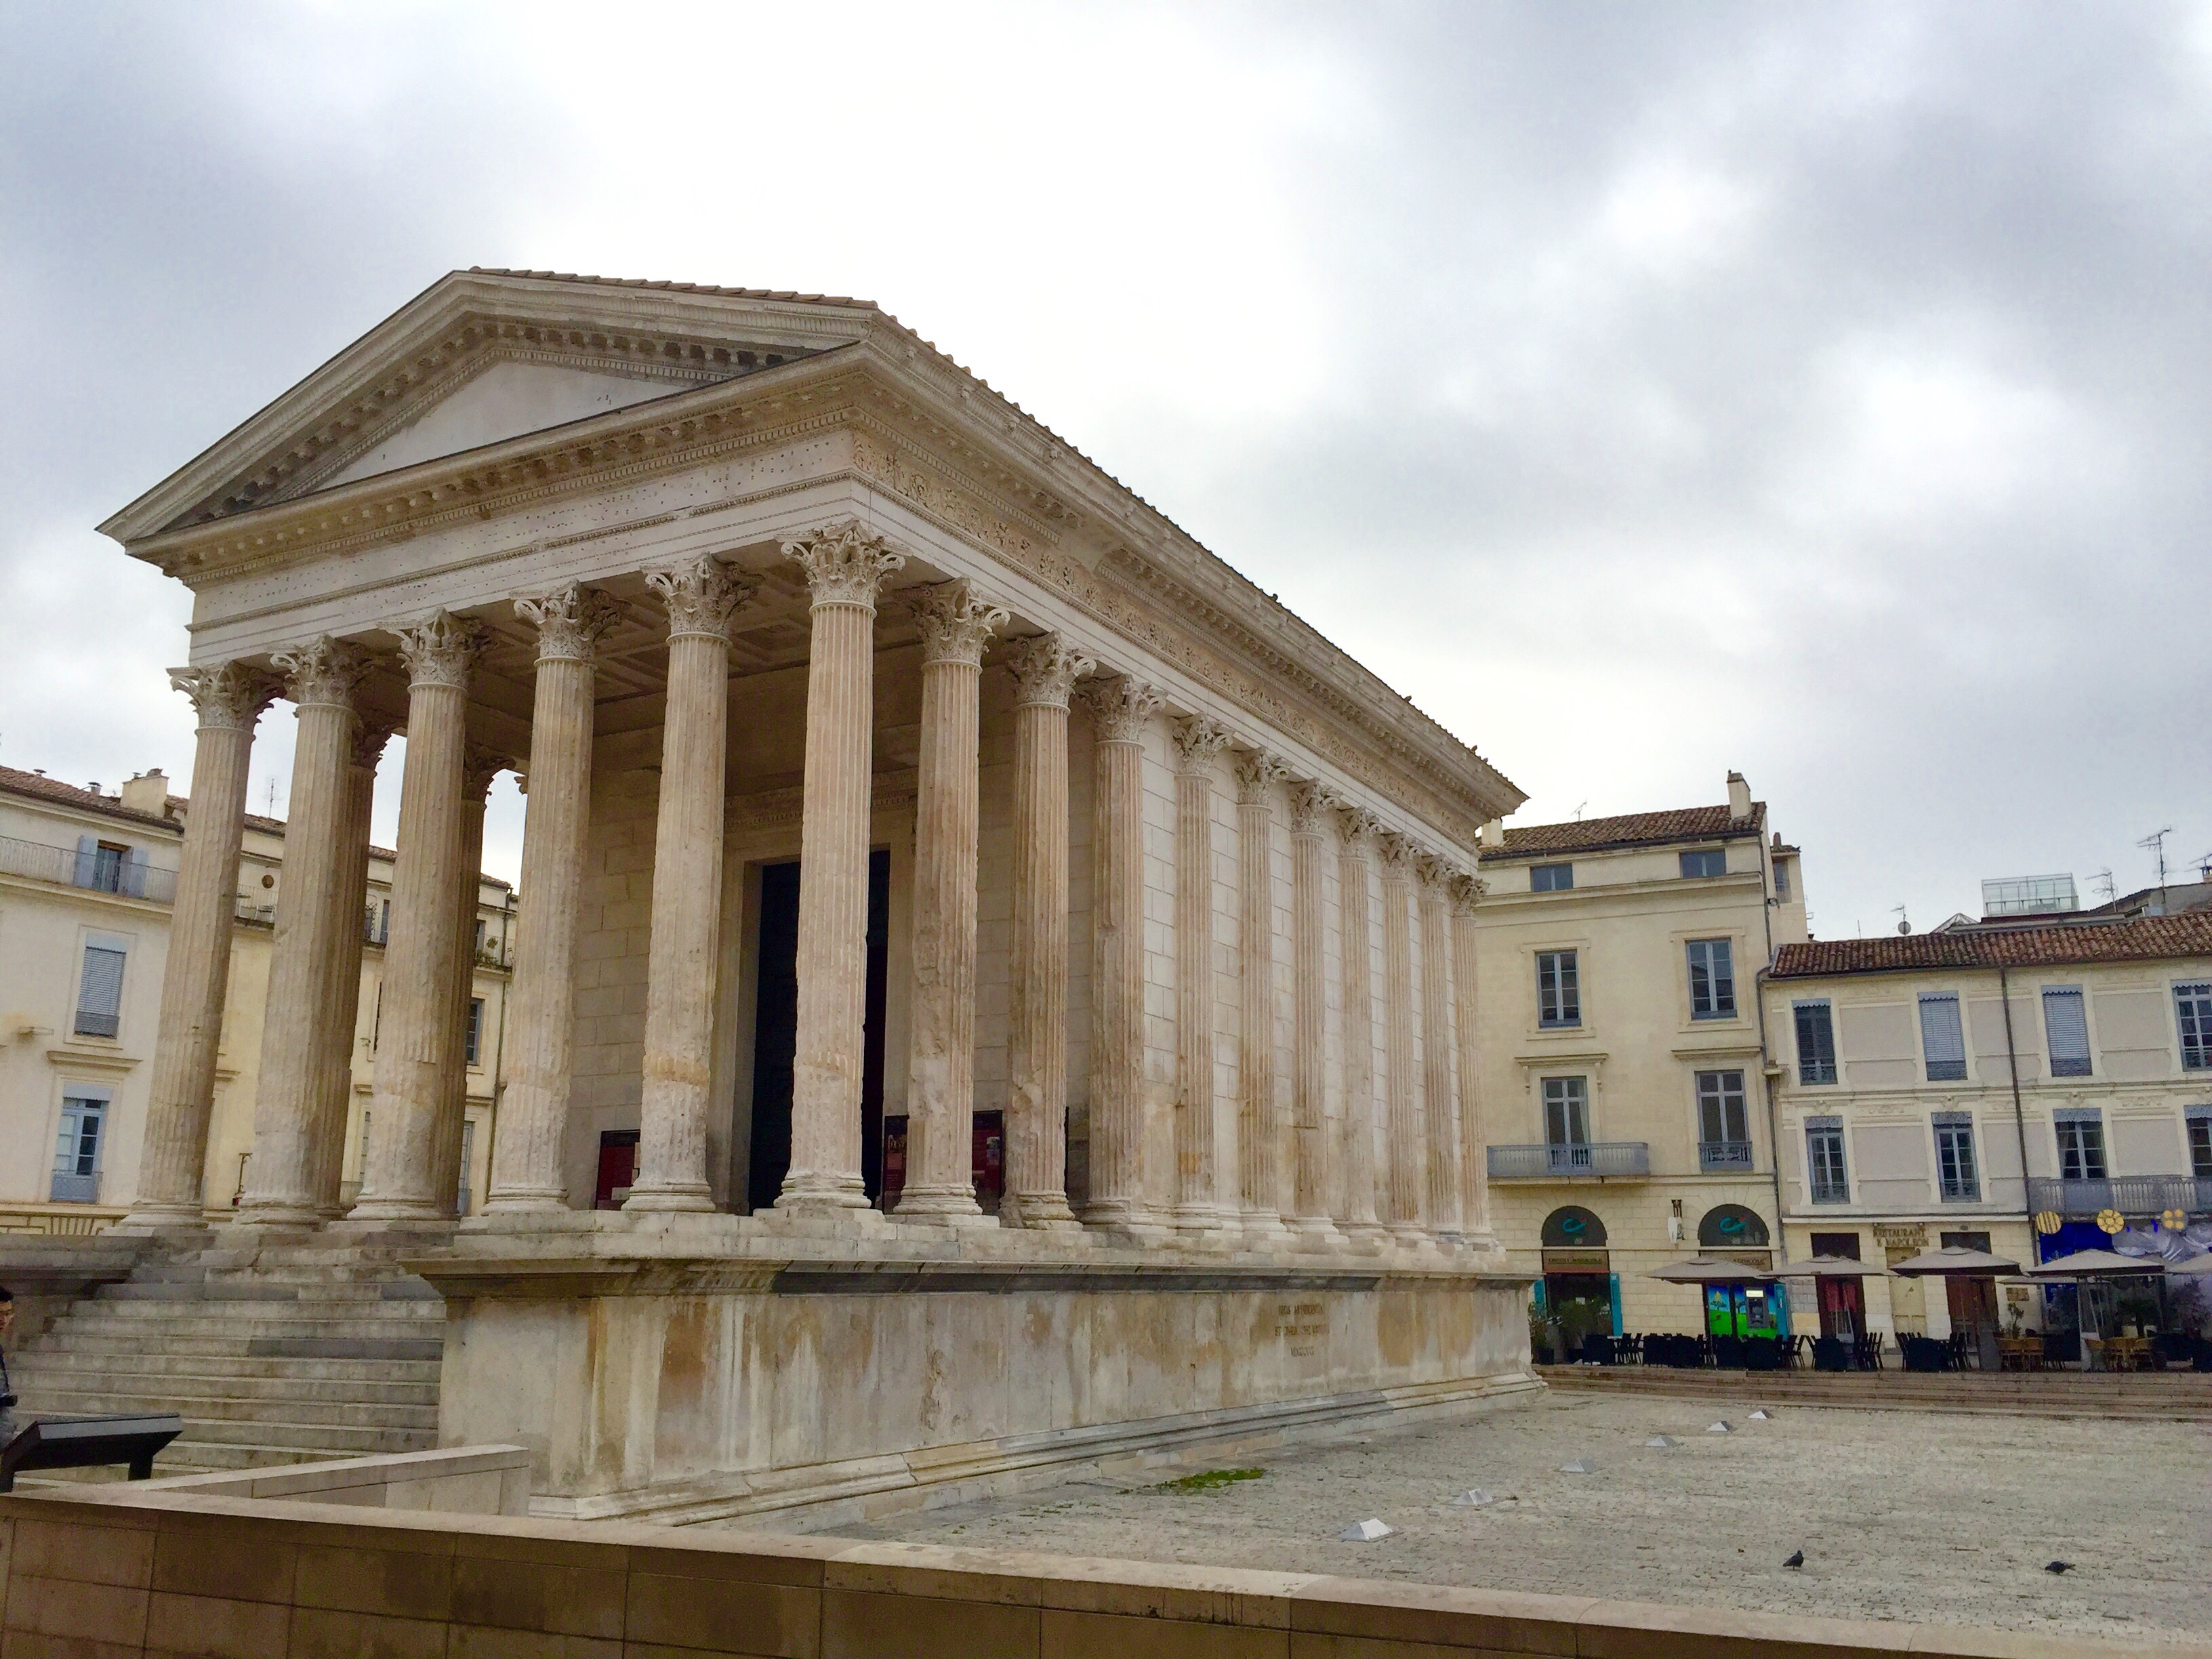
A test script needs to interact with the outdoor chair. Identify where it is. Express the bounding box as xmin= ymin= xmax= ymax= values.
xmin=1853 ymin=1334 xmax=1885 ymax=1370
xmin=1579 ymin=1332 xmax=1614 ymax=1366
xmin=1813 ymin=1336 xmax=1849 ymax=1372
xmin=1742 ymin=1336 xmax=1782 ymax=1372
xmin=1711 ymin=1334 xmax=1746 ymax=1370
